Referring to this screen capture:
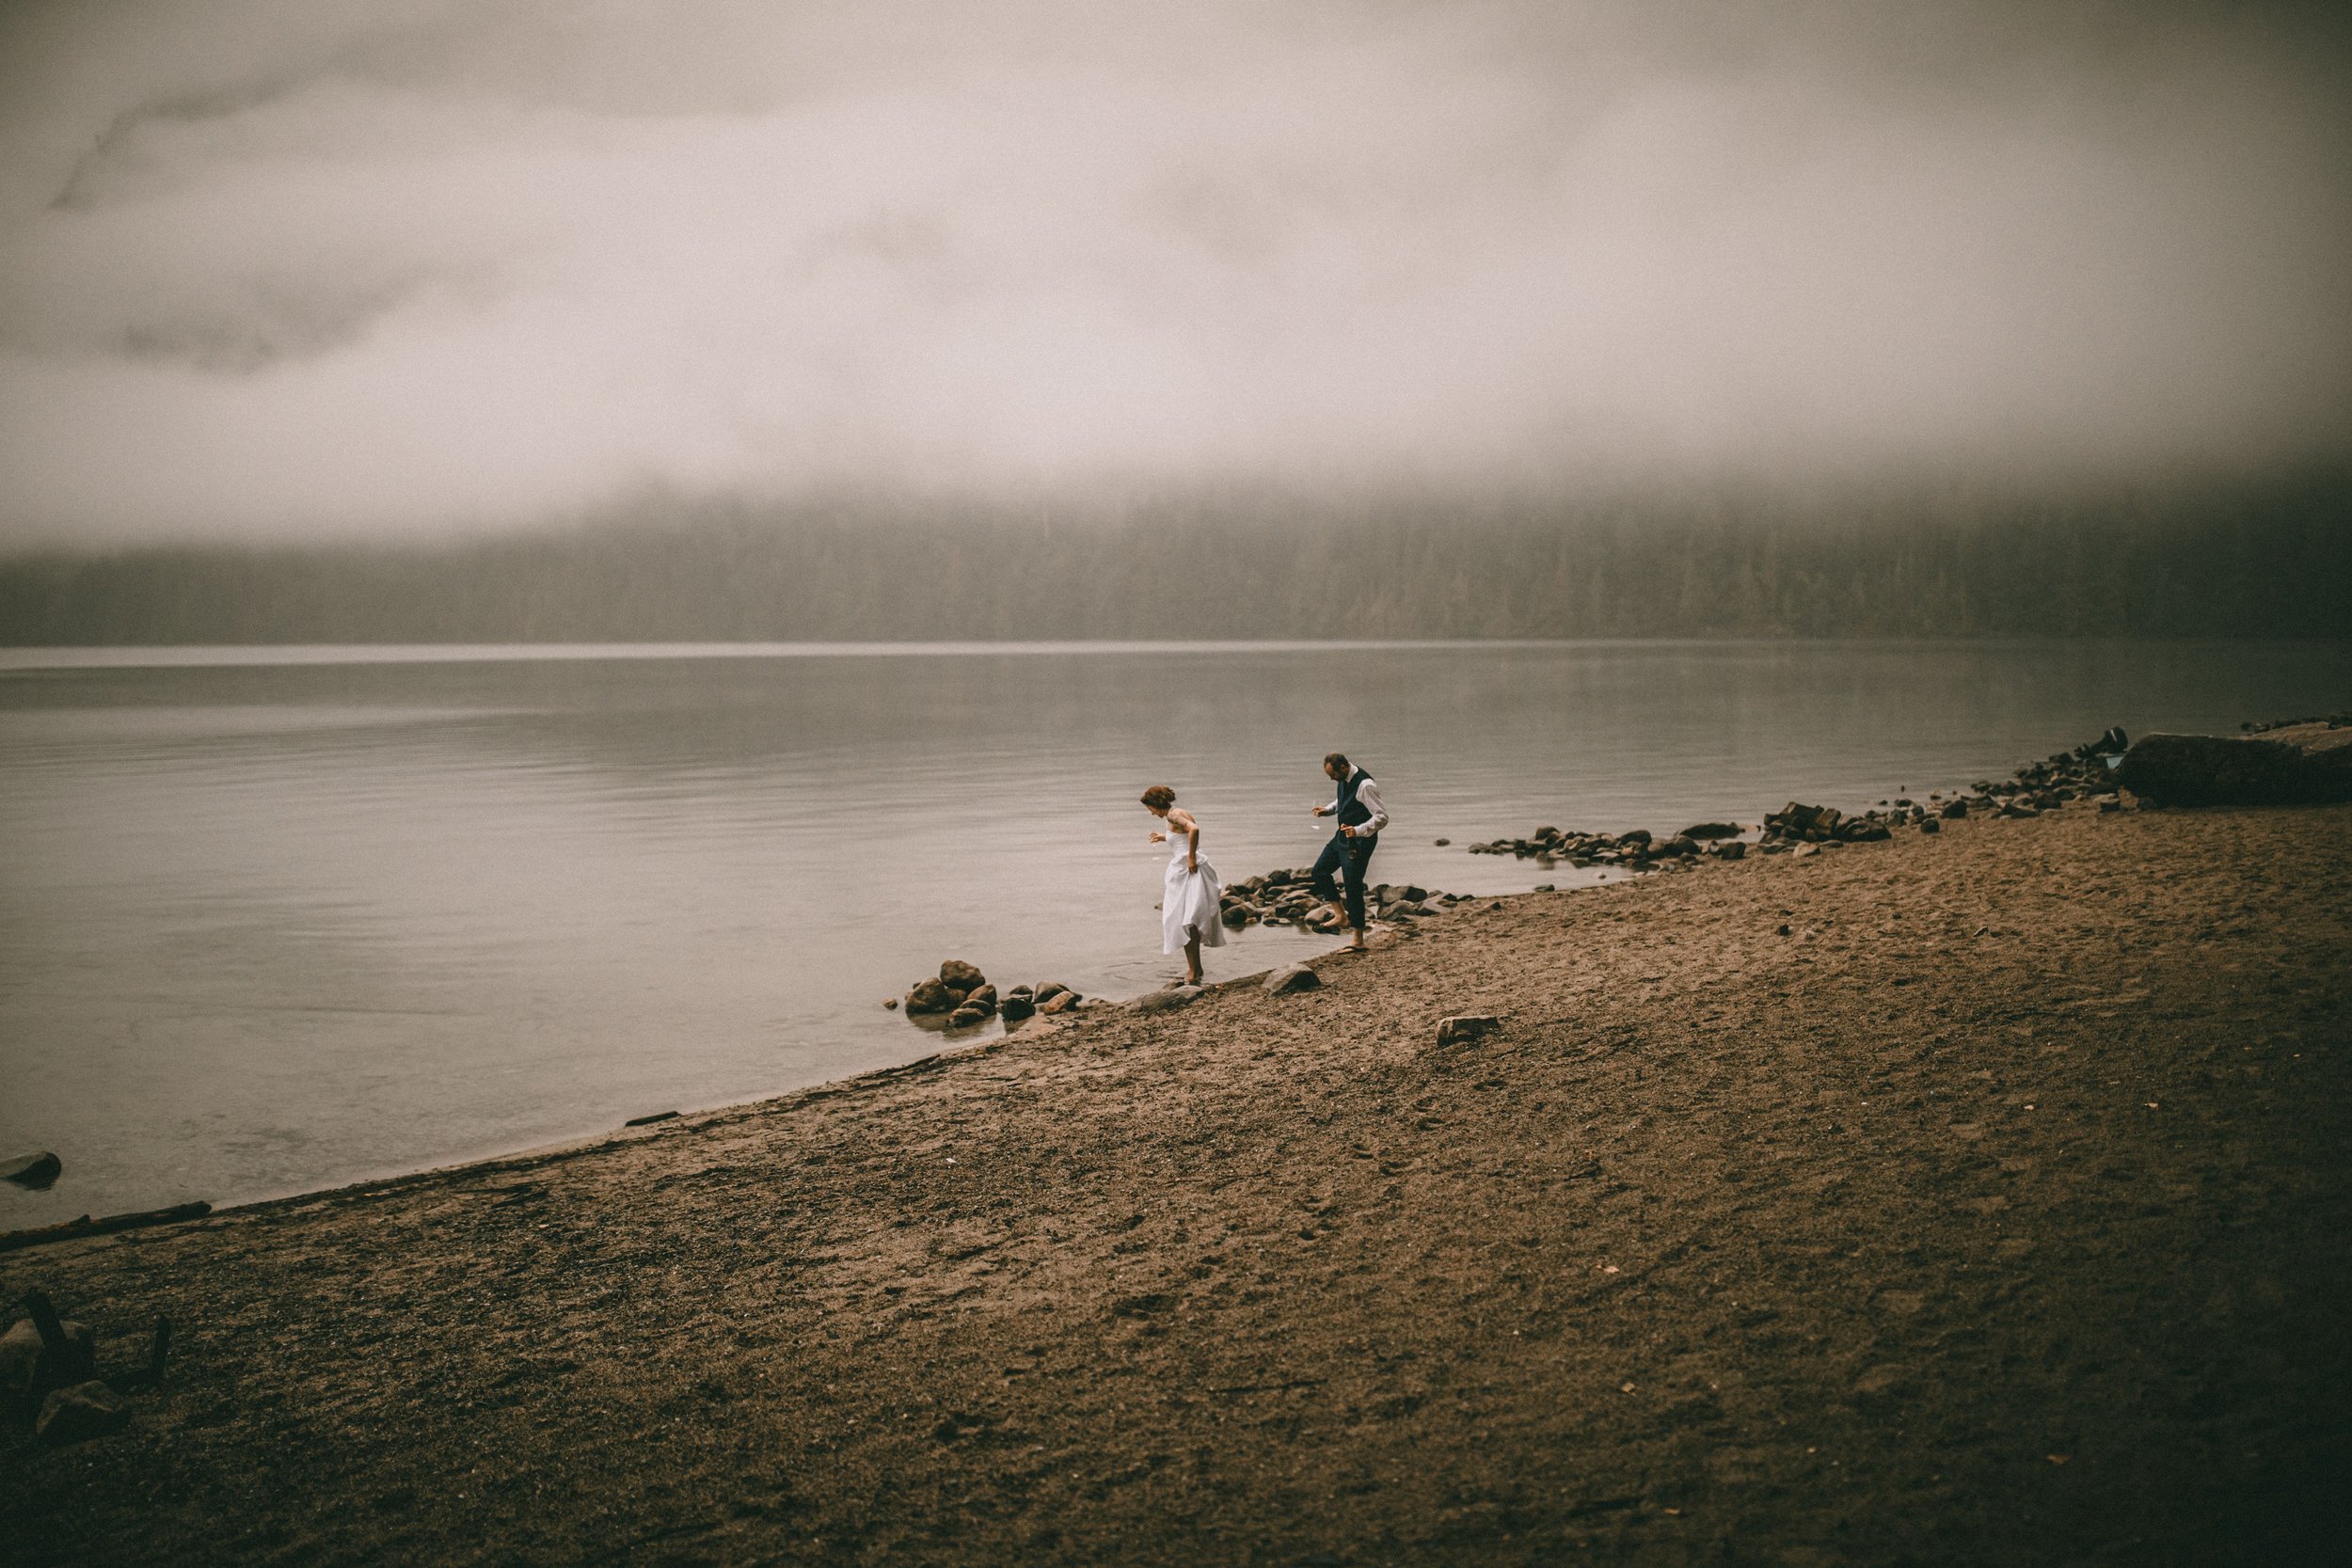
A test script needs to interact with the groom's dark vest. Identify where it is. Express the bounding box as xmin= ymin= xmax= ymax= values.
xmin=1335 ymin=768 xmax=1377 ymax=833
